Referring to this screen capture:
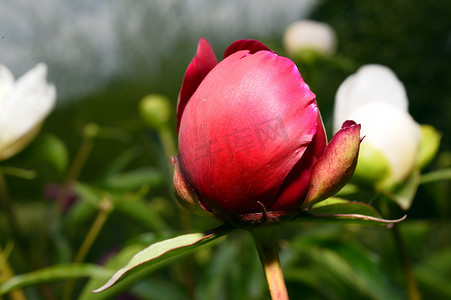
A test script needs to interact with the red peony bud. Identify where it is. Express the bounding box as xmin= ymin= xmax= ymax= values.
xmin=173 ymin=38 xmax=361 ymax=225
